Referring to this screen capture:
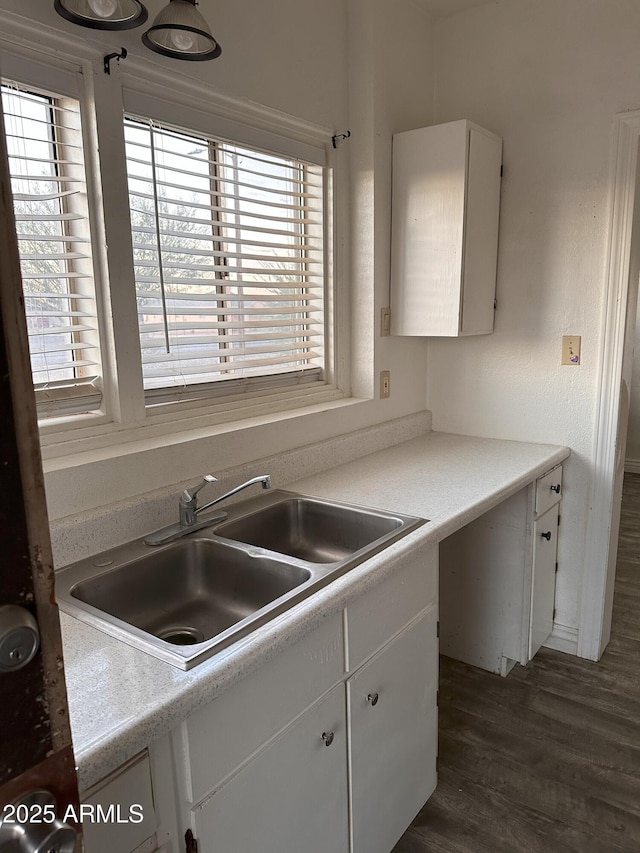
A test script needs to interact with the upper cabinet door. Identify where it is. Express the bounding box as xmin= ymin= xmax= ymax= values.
xmin=390 ymin=119 xmax=502 ymax=337
xmin=461 ymin=127 xmax=503 ymax=334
